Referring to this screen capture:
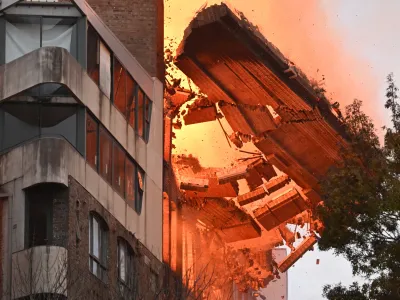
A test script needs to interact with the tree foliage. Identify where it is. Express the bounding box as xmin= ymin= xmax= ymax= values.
xmin=318 ymin=74 xmax=400 ymax=300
